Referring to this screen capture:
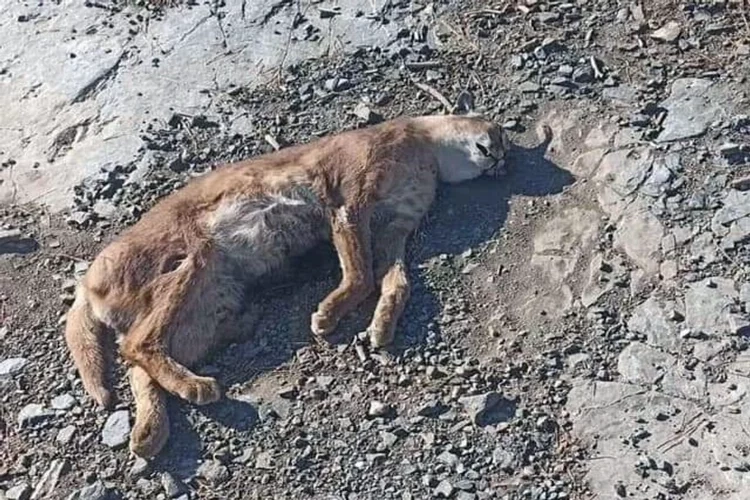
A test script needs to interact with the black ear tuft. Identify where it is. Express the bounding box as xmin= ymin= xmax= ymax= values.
xmin=453 ymin=89 xmax=474 ymax=115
